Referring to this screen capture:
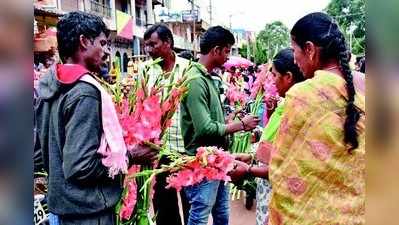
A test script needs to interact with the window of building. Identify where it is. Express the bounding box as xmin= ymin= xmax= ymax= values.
xmin=122 ymin=52 xmax=128 ymax=73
